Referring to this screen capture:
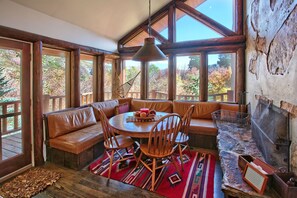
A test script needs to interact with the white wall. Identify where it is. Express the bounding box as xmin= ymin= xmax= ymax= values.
xmin=245 ymin=0 xmax=297 ymax=173
xmin=0 ymin=0 xmax=117 ymax=52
